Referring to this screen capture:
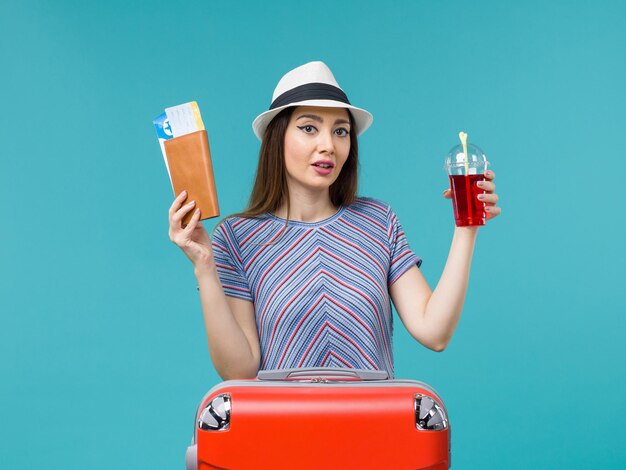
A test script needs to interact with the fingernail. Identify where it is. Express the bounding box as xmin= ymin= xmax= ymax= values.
xmin=189 ymin=200 xmax=195 ymax=205
xmin=477 ymin=194 xmax=485 ymax=200
xmin=484 ymin=205 xmax=490 ymax=211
